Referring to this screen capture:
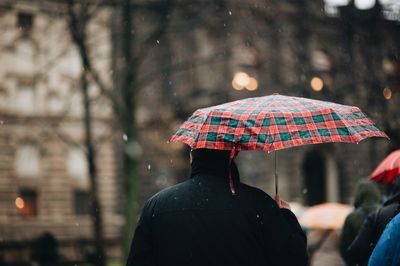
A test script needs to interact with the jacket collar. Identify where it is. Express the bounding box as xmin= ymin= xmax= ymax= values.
xmin=190 ymin=156 xmax=240 ymax=183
